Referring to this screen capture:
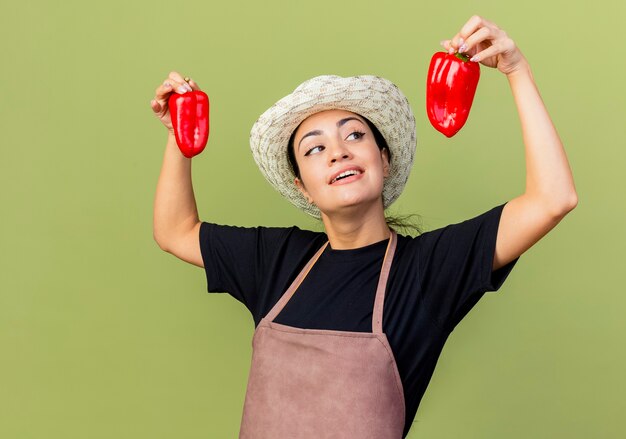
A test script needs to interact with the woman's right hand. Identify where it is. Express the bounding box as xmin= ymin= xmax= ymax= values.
xmin=150 ymin=71 xmax=202 ymax=133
